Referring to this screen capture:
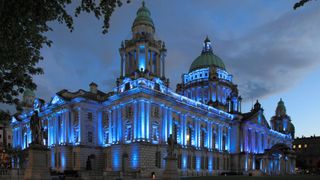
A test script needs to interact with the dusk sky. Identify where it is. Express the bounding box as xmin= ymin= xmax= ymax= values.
xmin=2 ymin=0 xmax=320 ymax=137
